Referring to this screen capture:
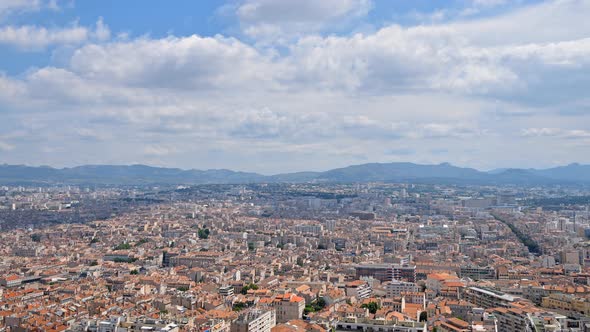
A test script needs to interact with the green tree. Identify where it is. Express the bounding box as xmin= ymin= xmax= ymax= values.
xmin=241 ymin=283 xmax=259 ymax=294
xmin=305 ymin=298 xmax=327 ymax=314
xmin=361 ymin=301 xmax=380 ymax=314
xmin=130 ymin=269 xmax=139 ymax=275
xmin=31 ymin=234 xmax=41 ymax=242
xmin=233 ymin=302 xmax=246 ymax=311
xmin=113 ymin=257 xmax=136 ymax=263
xmin=114 ymin=242 xmax=131 ymax=250
xmin=198 ymin=228 xmax=210 ymax=239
